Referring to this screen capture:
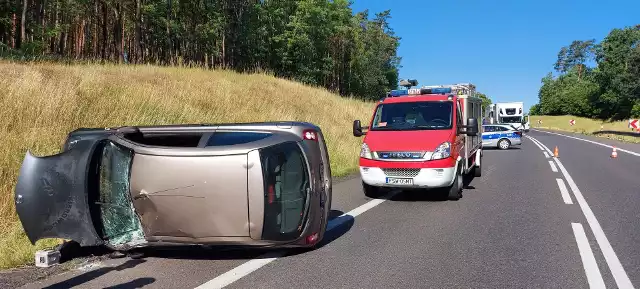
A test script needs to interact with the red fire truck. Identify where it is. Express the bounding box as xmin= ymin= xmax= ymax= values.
xmin=353 ymin=82 xmax=483 ymax=200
